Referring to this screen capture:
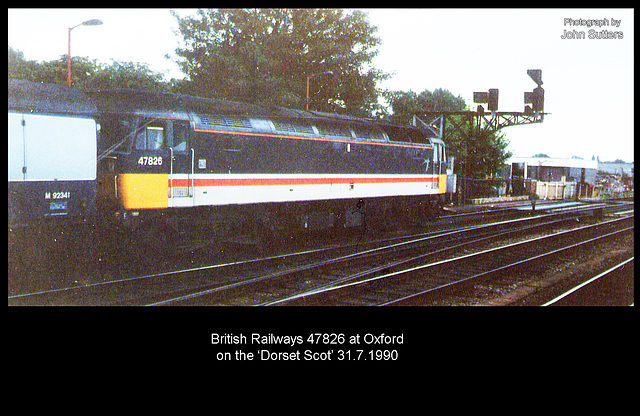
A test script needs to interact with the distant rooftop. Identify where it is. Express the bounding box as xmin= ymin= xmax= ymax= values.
xmin=597 ymin=161 xmax=634 ymax=175
xmin=507 ymin=156 xmax=598 ymax=170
